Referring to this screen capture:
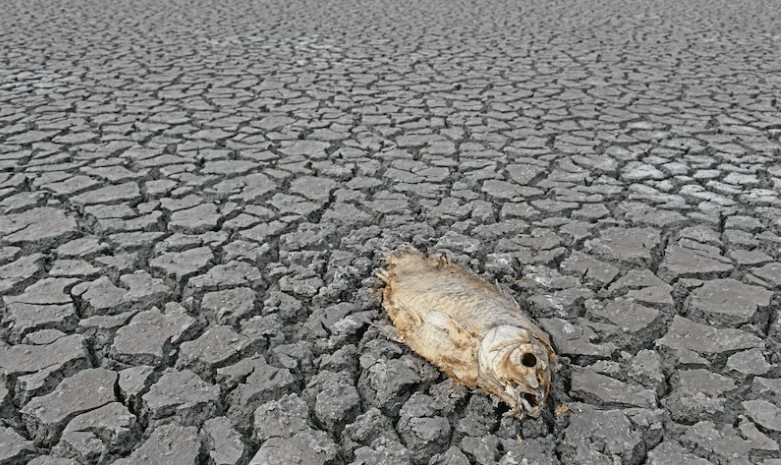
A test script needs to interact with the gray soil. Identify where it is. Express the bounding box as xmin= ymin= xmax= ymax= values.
xmin=1 ymin=0 xmax=781 ymax=464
